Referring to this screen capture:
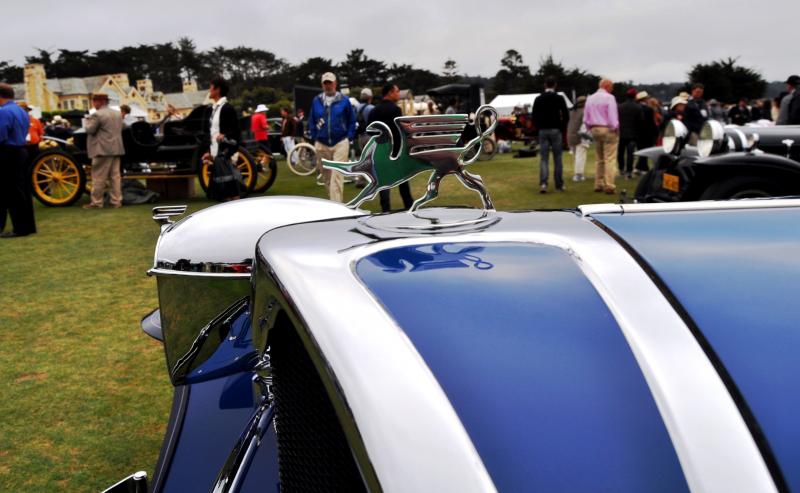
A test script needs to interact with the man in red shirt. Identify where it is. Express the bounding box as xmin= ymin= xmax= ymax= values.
xmin=251 ymin=104 xmax=269 ymax=144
